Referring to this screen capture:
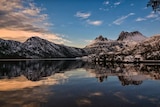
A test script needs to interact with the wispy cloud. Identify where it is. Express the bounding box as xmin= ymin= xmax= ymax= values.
xmin=135 ymin=12 xmax=160 ymax=22
xmin=84 ymin=39 xmax=93 ymax=44
xmin=114 ymin=2 xmax=121 ymax=6
xmin=86 ymin=20 xmax=103 ymax=26
xmin=113 ymin=13 xmax=135 ymax=25
xmin=0 ymin=0 xmax=69 ymax=44
xmin=103 ymin=1 xmax=110 ymax=5
xmin=130 ymin=3 xmax=134 ymax=6
xmin=146 ymin=12 xmax=158 ymax=18
xmin=101 ymin=1 xmax=121 ymax=12
xmin=136 ymin=17 xmax=146 ymax=22
xmin=99 ymin=8 xmax=109 ymax=11
xmin=146 ymin=12 xmax=160 ymax=21
xmin=75 ymin=12 xmax=91 ymax=19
